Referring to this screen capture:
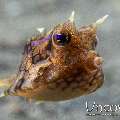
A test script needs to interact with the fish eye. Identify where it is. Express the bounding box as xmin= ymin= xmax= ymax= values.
xmin=53 ymin=33 xmax=71 ymax=46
